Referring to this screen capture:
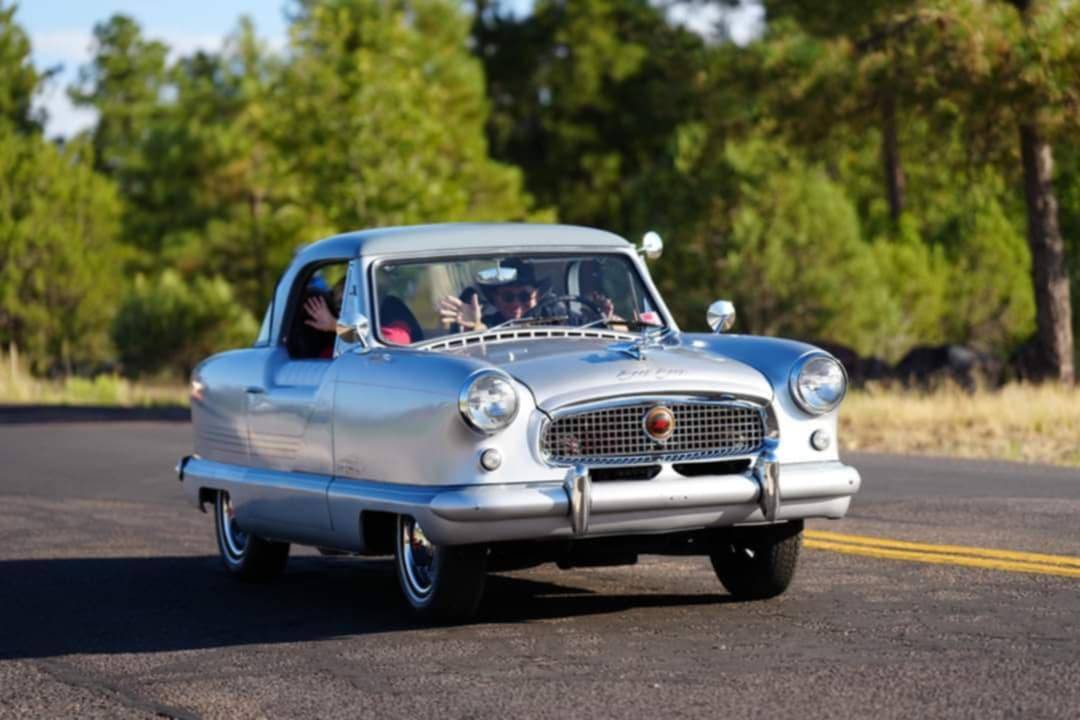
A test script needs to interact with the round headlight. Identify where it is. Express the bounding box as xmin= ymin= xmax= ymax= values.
xmin=790 ymin=354 xmax=847 ymax=415
xmin=459 ymin=371 xmax=519 ymax=433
